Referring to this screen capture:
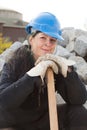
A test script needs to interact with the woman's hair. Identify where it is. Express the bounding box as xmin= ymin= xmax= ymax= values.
xmin=6 ymin=31 xmax=41 ymax=78
xmin=27 ymin=30 xmax=41 ymax=49
xmin=31 ymin=30 xmax=41 ymax=37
